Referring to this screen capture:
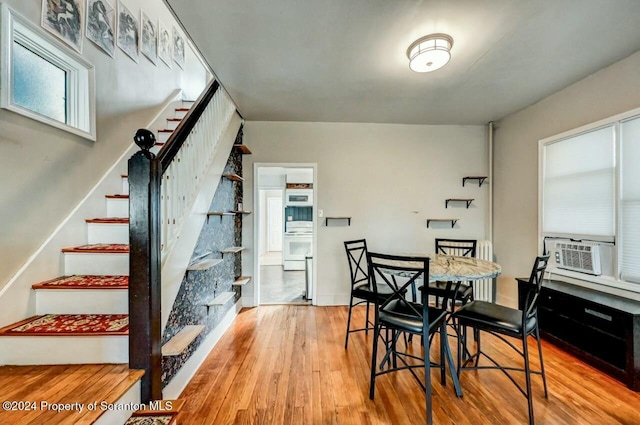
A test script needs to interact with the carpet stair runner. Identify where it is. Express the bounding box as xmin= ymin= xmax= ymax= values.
xmin=125 ymin=400 xmax=184 ymax=425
